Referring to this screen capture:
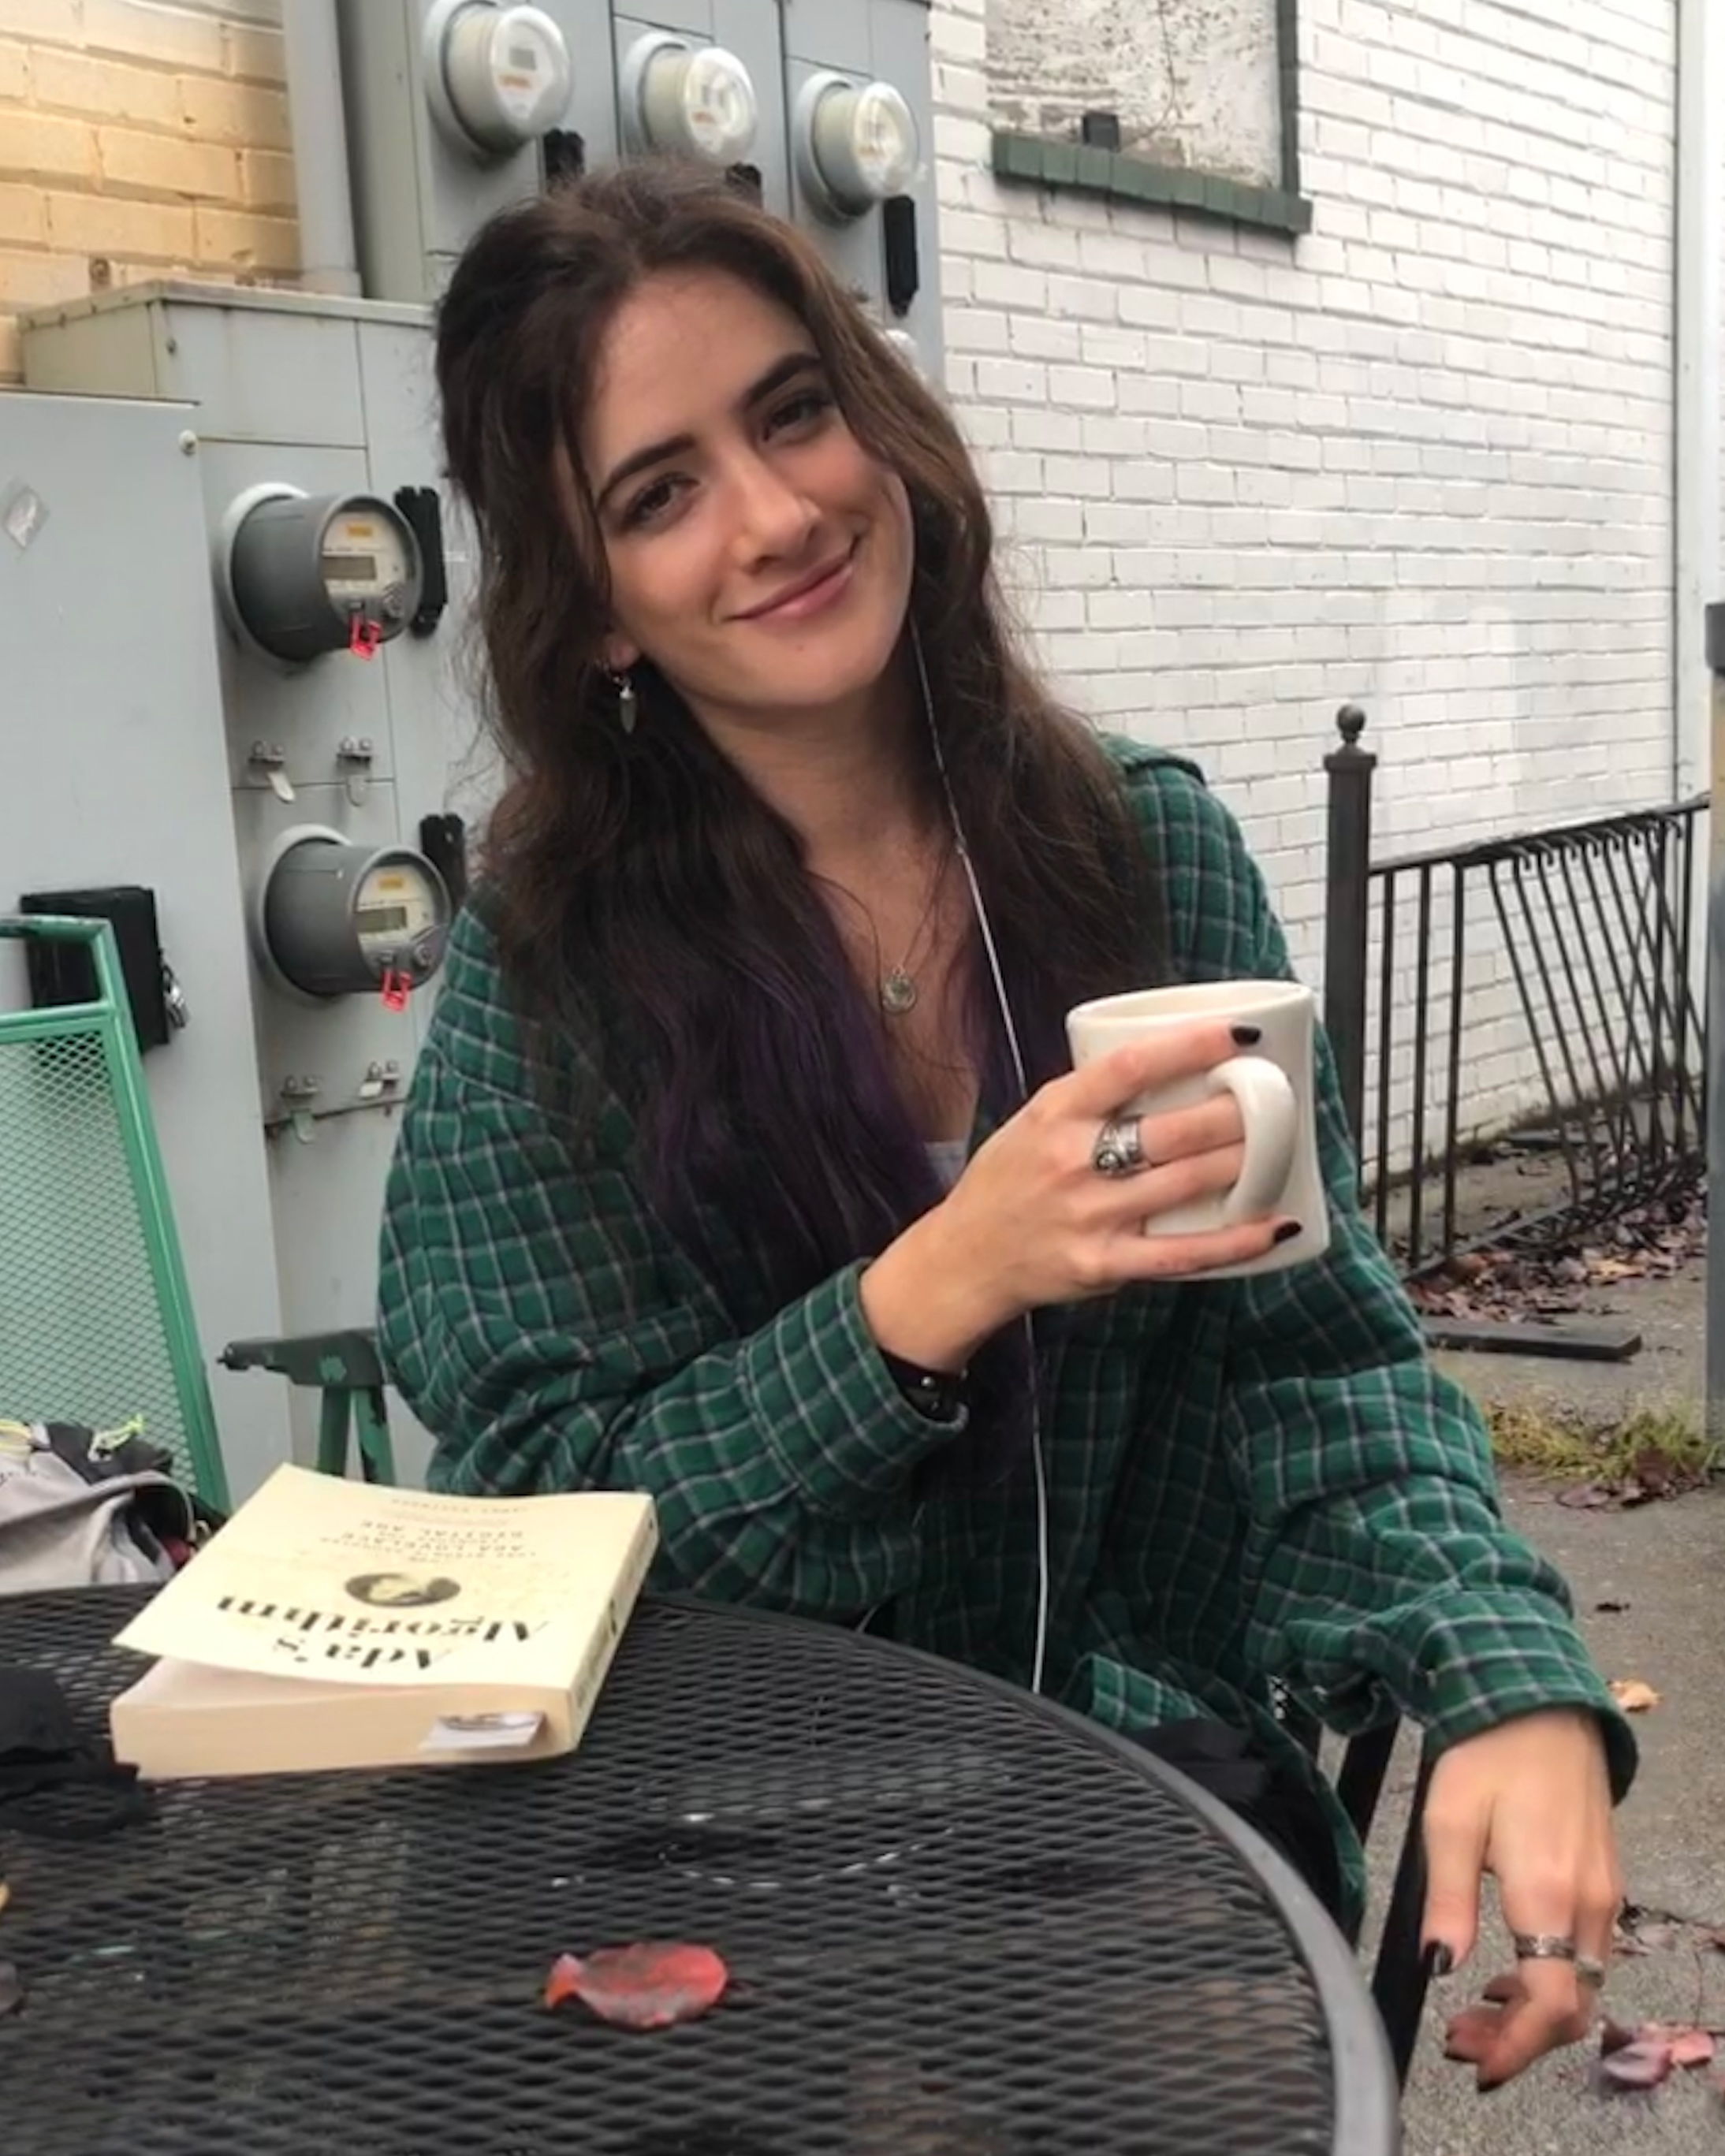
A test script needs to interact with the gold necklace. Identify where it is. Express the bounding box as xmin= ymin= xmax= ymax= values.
xmin=879 ymin=843 xmax=952 ymax=1018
